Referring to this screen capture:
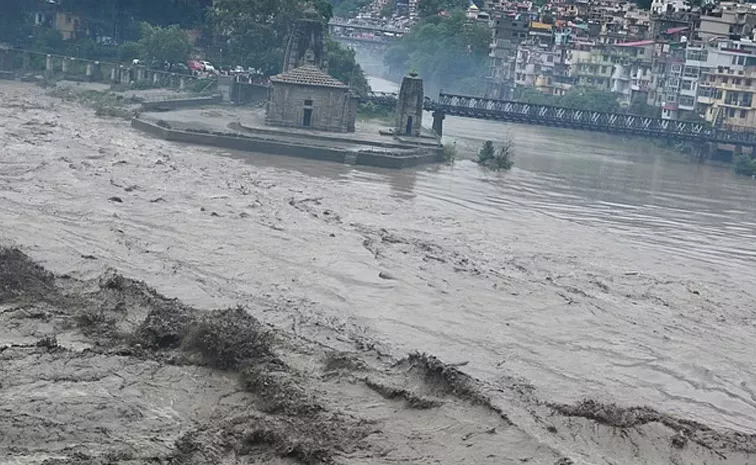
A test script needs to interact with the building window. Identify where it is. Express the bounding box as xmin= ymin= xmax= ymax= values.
xmin=304 ymin=99 xmax=313 ymax=106
xmin=679 ymin=95 xmax=695 ymax=106
xmin=683 ymin=66 xmax=699 ymax=78
xmin=681 ymin=80 xmax=694 ymax=91
xmin=671 ymin=64 xmax=682 ymax=75
xmin=65 ymin=15 xmax=72 ymax=24
xmin=737 ymin=56 xmax=747 ymax=65
xmin=728 ymin=107 xmax=736 ymax=117
xmin=740 ymin=109 xmax=747 ymax=118
xmin=687 ymin=49 xmax=708 ymax=61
